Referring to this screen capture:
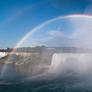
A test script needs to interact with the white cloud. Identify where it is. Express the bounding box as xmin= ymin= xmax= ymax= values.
xmin=48 ymin=30 xmax=64 ymax=36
